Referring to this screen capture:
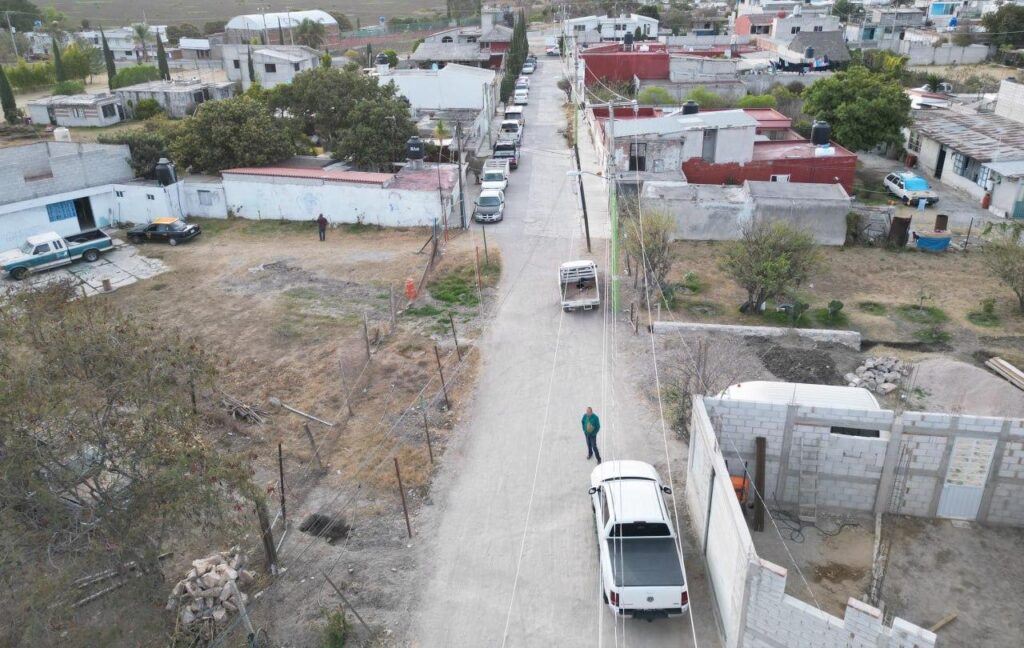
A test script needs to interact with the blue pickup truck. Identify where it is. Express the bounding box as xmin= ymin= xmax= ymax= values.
xmin=1 ymin=230 xmax=114 ymax=280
